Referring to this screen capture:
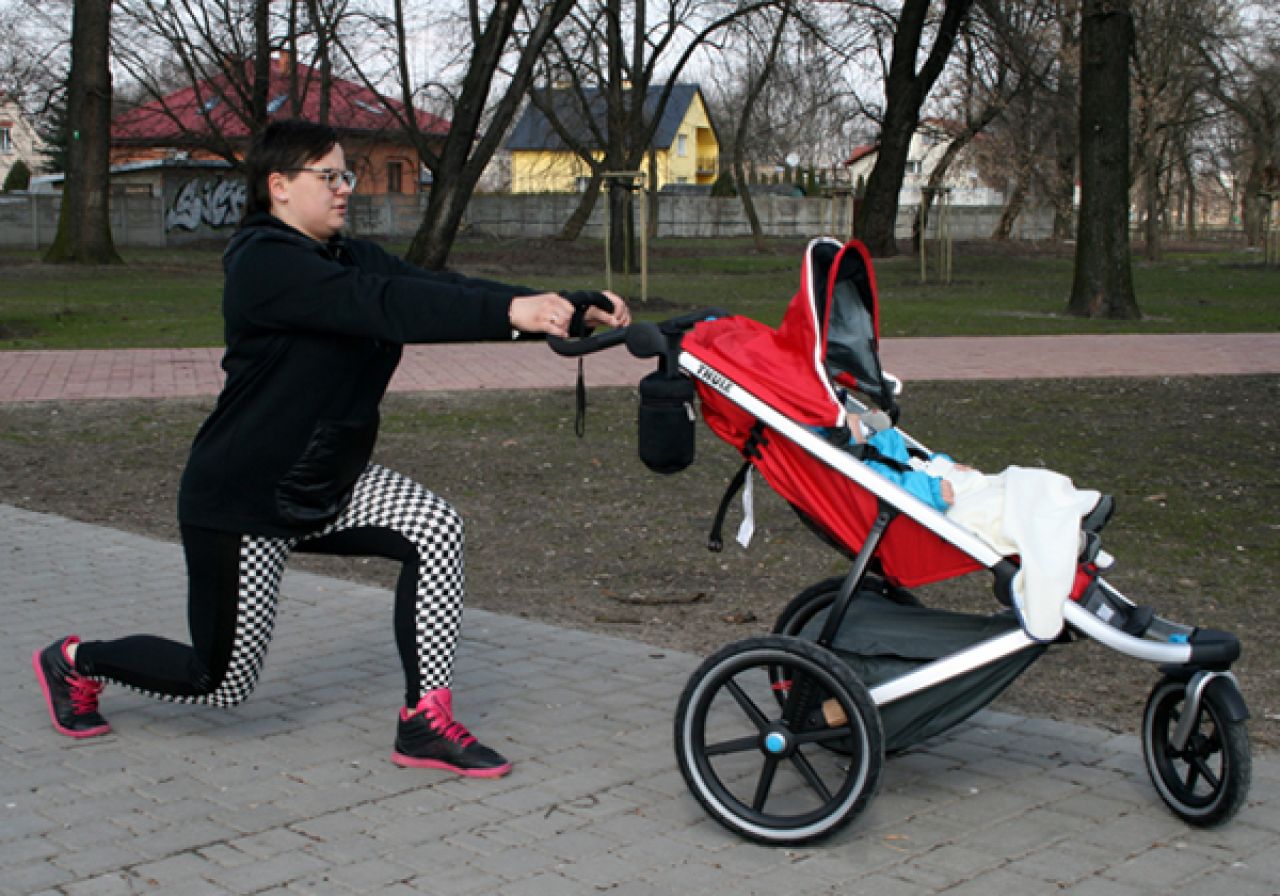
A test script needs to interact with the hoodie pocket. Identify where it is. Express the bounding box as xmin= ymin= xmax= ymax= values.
xmin=276 ymin=418 xmax=378 ymax=526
